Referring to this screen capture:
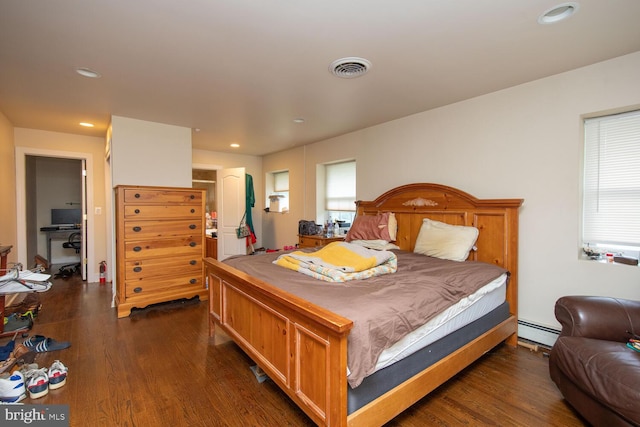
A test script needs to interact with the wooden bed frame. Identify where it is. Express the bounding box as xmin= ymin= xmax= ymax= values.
xmin=205 ymin=183 xmax=523 ymax=426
